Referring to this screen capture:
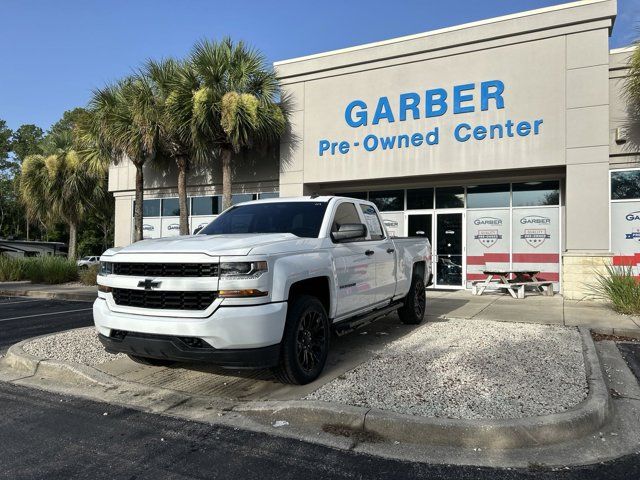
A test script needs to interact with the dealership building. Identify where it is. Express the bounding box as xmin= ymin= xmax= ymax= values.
xmin=109 ymin=0 xmax=639 ymax=299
